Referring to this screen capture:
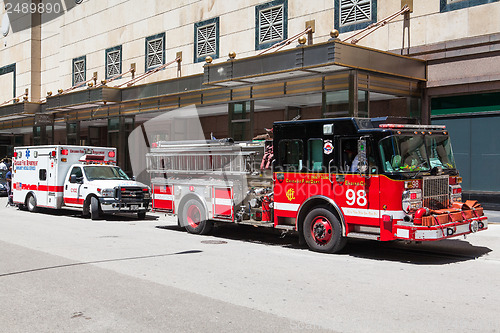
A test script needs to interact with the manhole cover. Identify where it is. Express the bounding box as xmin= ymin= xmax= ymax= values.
xmin=201 ymin=240 xmax=227 ymax=245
